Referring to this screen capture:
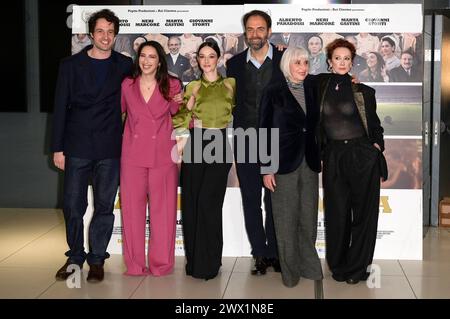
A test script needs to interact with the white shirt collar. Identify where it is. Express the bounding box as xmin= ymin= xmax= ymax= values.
xmin=246 ymin=41 xmax=273 ymax=69
xmin=170 ymin=53 xmax=179 ymax=64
